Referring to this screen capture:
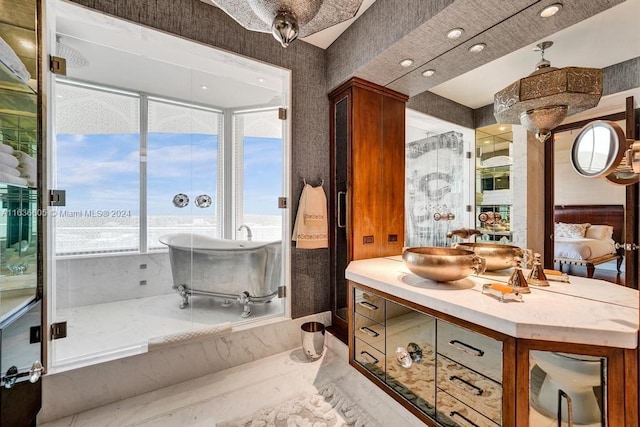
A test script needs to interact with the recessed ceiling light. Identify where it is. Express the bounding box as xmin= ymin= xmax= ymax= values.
xmin=499 ymin=126 xmax=506 ymax=131
xmin=468 ymin=43 xmax=486 ymax=53
xmin=422 ymin=69 xmax=436 ymax=77
xmin=484 ymin=140 xmax=491 ymax=144
xmin=446 ymin=28 xmax=464 ymax=39
xmin=540 ymin=3 xmax=563 ymax=18
xmin=257 ymin=77 xmax=265 ymax=83
xmin=200 ymin=85 xmax=208 ymax=90
xmin=399 ymin=58 xmax=414 ymax=67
